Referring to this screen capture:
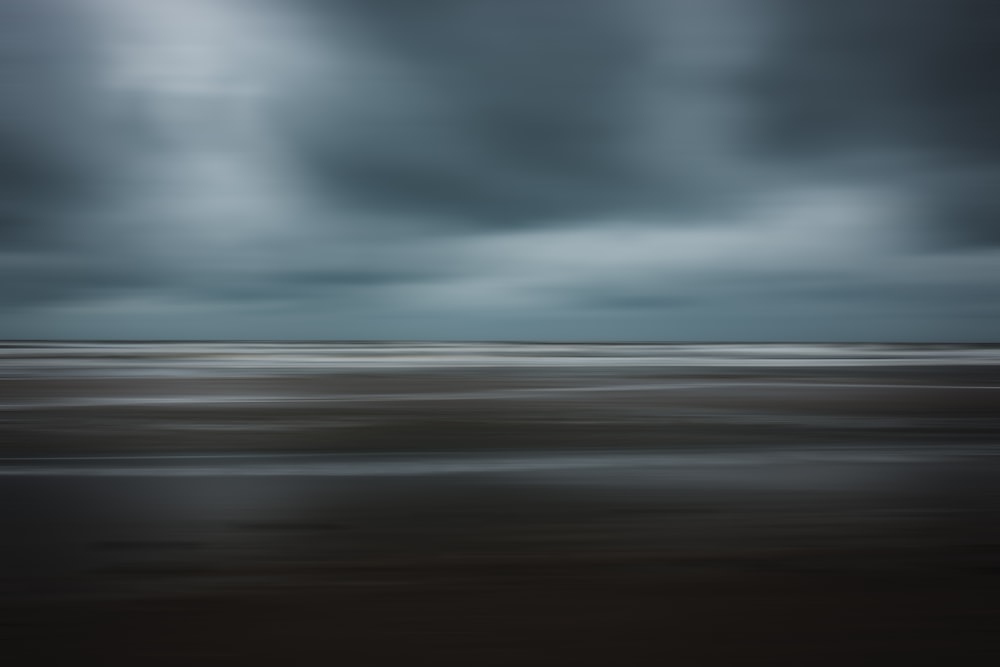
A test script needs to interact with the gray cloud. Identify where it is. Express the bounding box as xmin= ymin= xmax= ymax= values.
xmin=1 ymin=0 xmax=999 ymax=339
xmin=285 ymin=0 xmax=1000 ymax=242
xmin=912 ymin=167 xmax=1000 ymax=247
xmin=754 ymin=0 xmax=1000 ymax=245
xmin=287 ymin=0 xmax=764 ymax=228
